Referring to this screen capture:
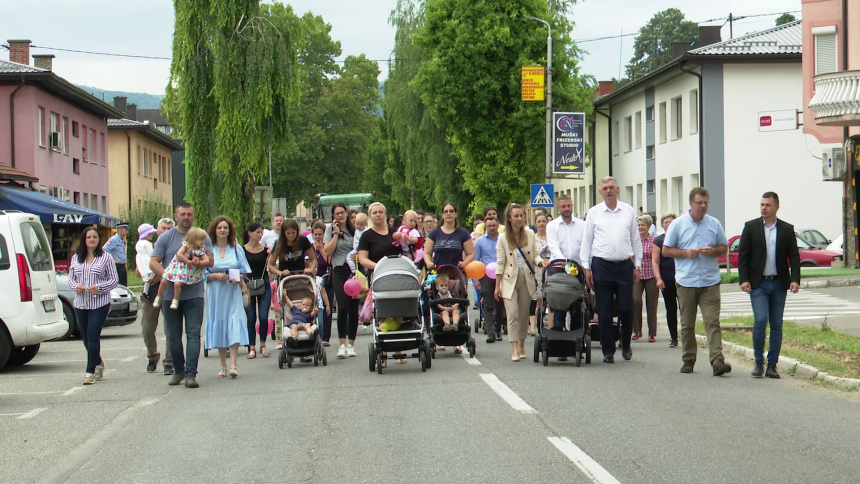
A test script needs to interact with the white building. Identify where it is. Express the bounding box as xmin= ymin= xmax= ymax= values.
xmin=588 ymin=21 xmax=842 ymax=238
